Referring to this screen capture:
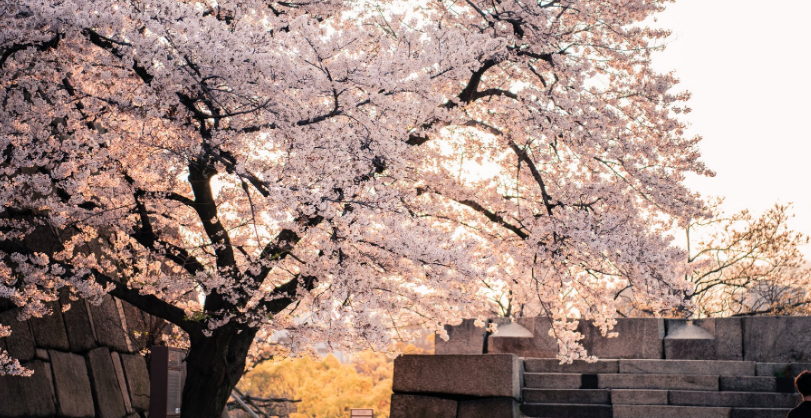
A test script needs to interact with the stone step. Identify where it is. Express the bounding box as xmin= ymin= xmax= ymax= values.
xmin=613 ymin=405 xmax=730 ymax=418
xmin=730 ymin=408 xmax=794 ymax=418
xmin=524 ymin=373 xmax=583 ymax=389
xmin=524 ymin=359 xmax=619 ymax=374
xmin=669 ymin=390 xmax=801 ymax=408
xmin=719 ymin=376 xmax=796 ymax=393
xmin=524 ymin=372 xmax=721 ymax=390
xmin=523 ymin=389 xmax=610 ymax=404
xmin=520 ymin=403 xmax=612 ymax=418
xmin=619 ymin=359 xmax=756 ymax=376
xmin=611 ymin=389 xmax=668 ymax=405
xmin=598 ymin=373 xmax=719 ymax=391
